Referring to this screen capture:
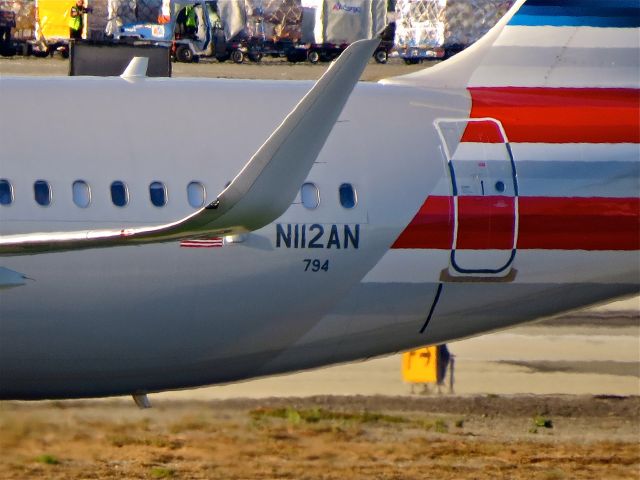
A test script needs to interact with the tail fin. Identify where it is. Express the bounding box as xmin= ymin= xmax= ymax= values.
xmin=381 ymin=0 xmax=640 ymax=89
